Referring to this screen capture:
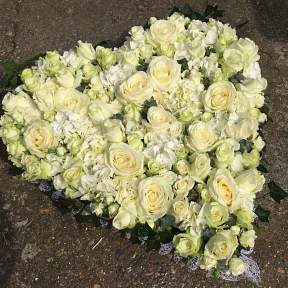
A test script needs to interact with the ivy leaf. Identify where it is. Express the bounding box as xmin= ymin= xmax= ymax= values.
xmin=146 ymin=239 xmax=161 ymax=251
xmin=74 ymin=214 xmax=100 ymax=225
xmin=203 ymin=5 xmax=224 ymax=20
xmin=268 ymin=181 xmax=288 ymax=203
xmin=141 ymin=97 xmax=157 ymax=119
xmin=228 ymin=70 xmax=245 ymax=85
xmin=159 ymin=230 xmax=173 ymax=244
xmin=111 ymin=113 xmax=124 ymax=122
xmin=2 ymin=62 xmax=18 ymax=79
xmin=212 ymin=267 xmax=220 ymax=279
xmin=2 ymin=62 xmax=19 ymax=87
xmin=255 ymin=205 xmax=270 ymax=222
xmin=239 ymin=139 xmax=253 ymax=153
xmin=258 ymin=164 xmax=268 ymax=173
xmin=177 ymin=59 xmax=188 ymax=73
xmin=137 ymin=62 xmax=149 ymax=72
